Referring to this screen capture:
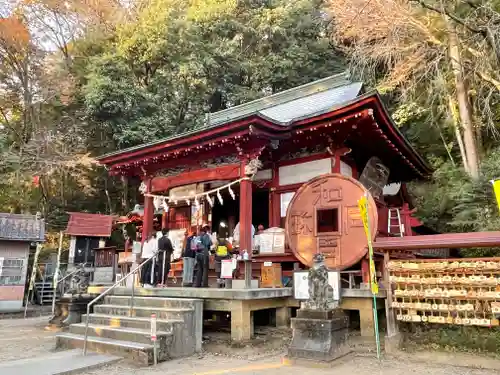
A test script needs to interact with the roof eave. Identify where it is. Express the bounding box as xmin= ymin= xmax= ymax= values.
xmin=369 ymin=90 xmax=433 ymax=178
